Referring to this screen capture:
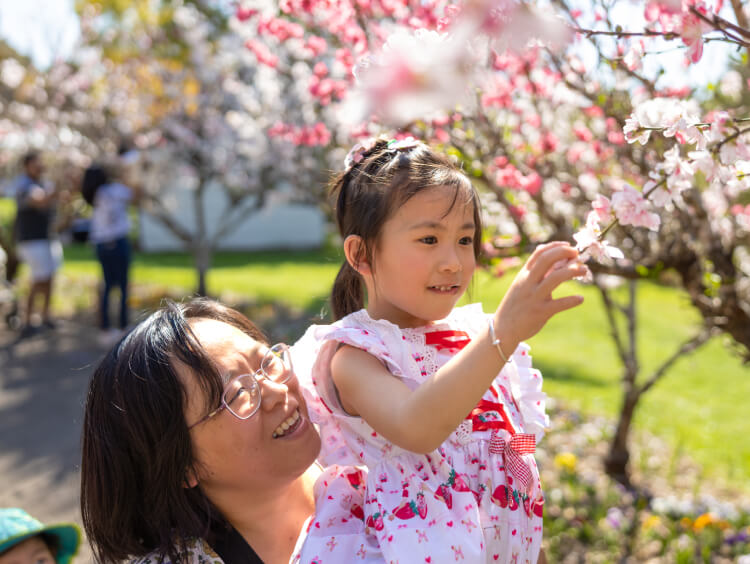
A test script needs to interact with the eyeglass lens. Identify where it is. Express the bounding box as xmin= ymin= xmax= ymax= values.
xmin=261 ymin=344 xmax=292 ymax=382
xmin=222 ymin=345 xmax=292 ymax=419
xmin=224 ymin=375 xmax=261 ymax=419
